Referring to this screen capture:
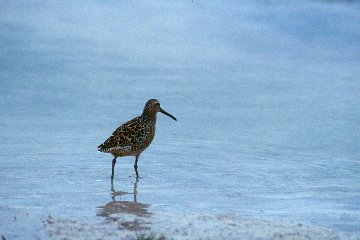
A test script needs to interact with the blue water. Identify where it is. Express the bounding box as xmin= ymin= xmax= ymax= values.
xmin=1 ymin=0 xmax=360 ymax=239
